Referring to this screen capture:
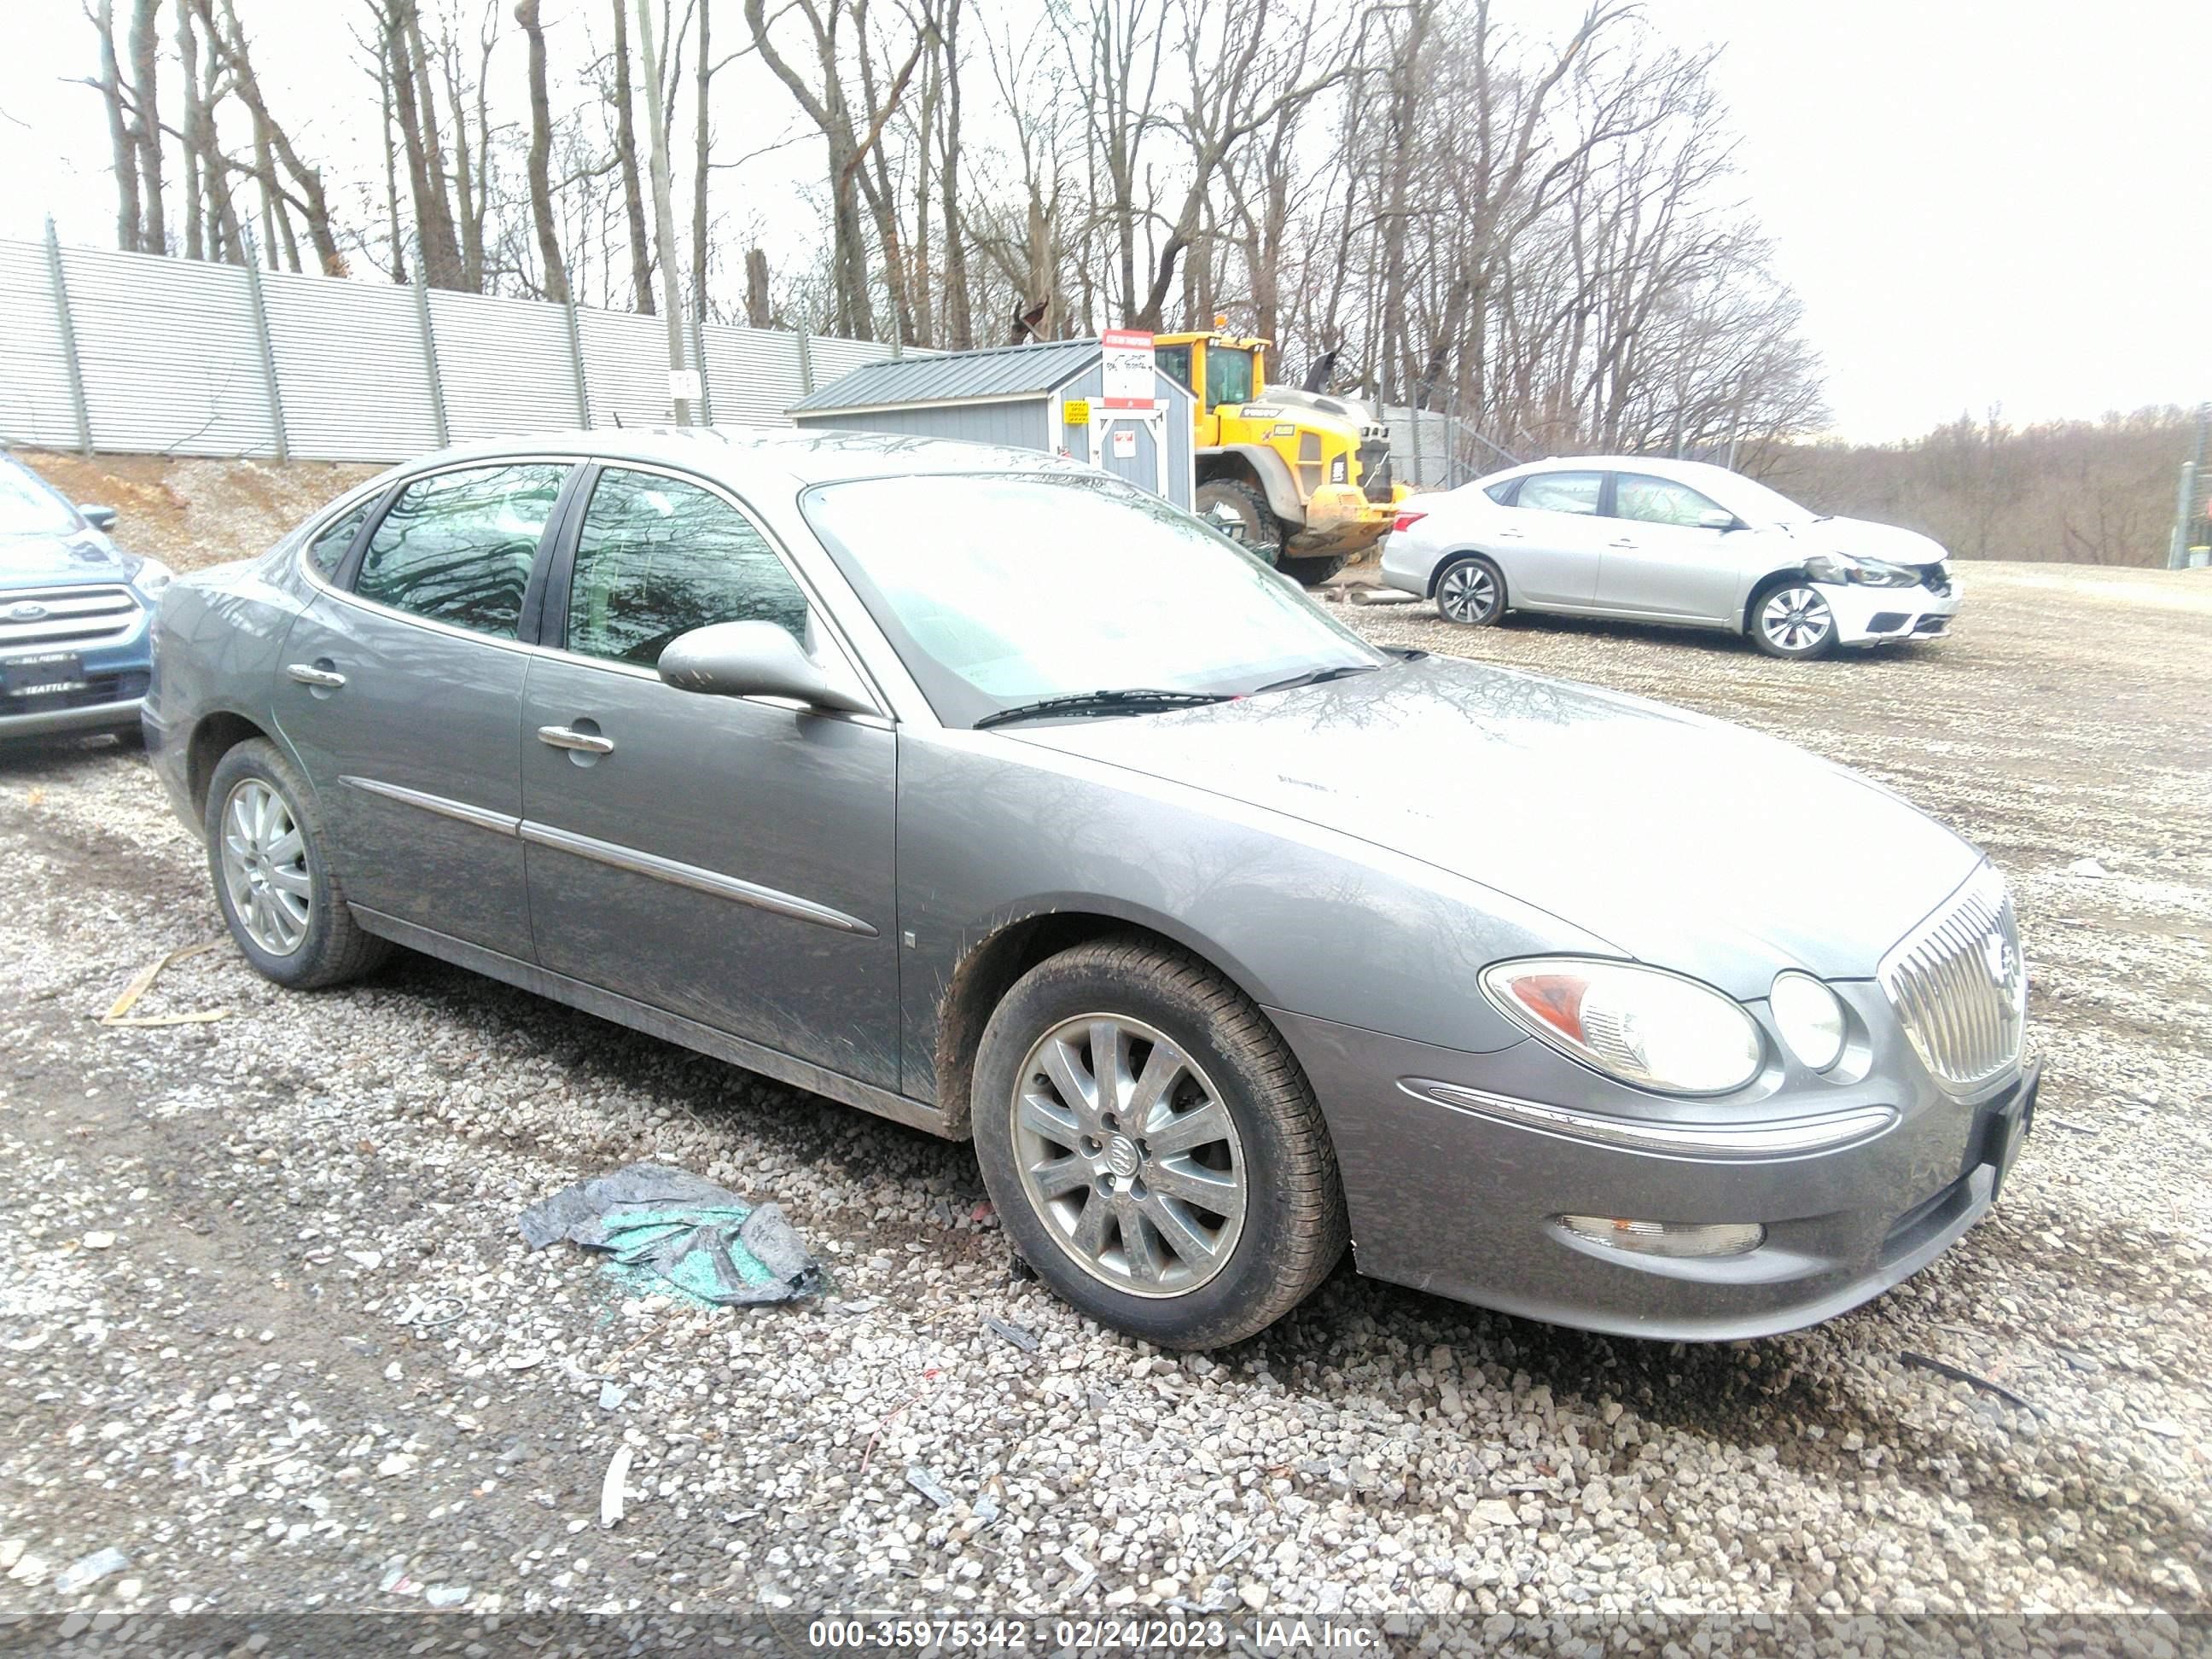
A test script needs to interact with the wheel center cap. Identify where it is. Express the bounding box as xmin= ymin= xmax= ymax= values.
xmin=1103 ymin=1134 xmax=1141 ymax=1179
